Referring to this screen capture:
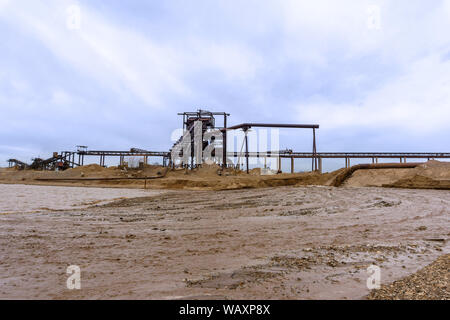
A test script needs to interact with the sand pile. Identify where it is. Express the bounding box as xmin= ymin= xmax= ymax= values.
xmin=414 ymin=160 xmax=450 ymax=179
xmin=62 ymin=164 xmax=107 ymax=177
xmin=249 ymin=168 xmax=262 ymax=175
xmin=386 ymin=175 xmax=450 ymax=189
xmin=342 ymin=168 xmax=413 ymax=187
xmin=344 ymin=160 xmax=450 ymax=189
xmin=69 ymin=164 xmax=104 ymax=173
xmin=186 ymin=164 xmax=224 ymax=177
xmin=154 ymin=170 xmax=340 ymax=191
